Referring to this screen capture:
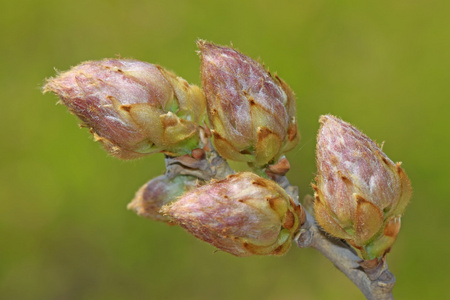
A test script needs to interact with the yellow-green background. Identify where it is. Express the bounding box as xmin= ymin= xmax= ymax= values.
xmin=1 ymin=0 xmax=449 ymax=299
